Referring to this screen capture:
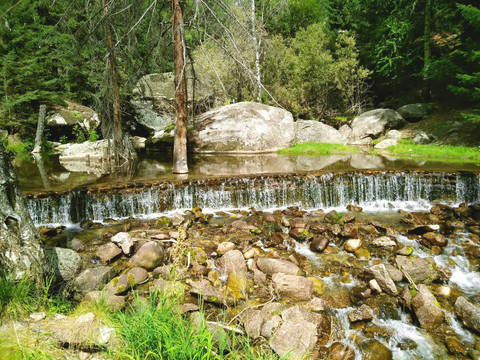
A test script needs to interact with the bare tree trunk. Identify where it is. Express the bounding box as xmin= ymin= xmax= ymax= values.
xmin=103 ymin=0 xmax=123 ymax=164
xmin=423 ymin=0 xmax=432 ymax=99
xmin=0 ymin=142 xmax=45 ymax=280
xmin=252 ymin=0 xmax=261 ymax=102
xmin=172 ymin=0 xmax=188 ymax=174
xmin=32 ymin=104 xmax=47 ymax=154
